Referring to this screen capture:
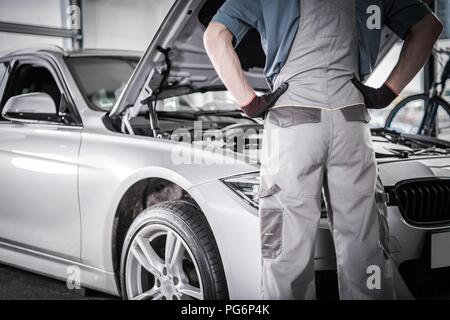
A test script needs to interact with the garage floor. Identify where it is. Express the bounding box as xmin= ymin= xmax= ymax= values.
xmin=1 ymin=263 xmax=449 ymax=300
xmin=0 ymin=263 xmax=117 ymax=300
